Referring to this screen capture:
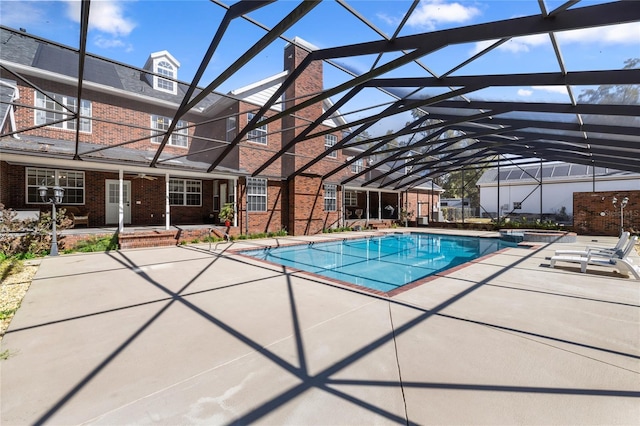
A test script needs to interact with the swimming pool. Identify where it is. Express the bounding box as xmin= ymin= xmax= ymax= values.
xmin=240 ymin=233 xmax=517 ymax=294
